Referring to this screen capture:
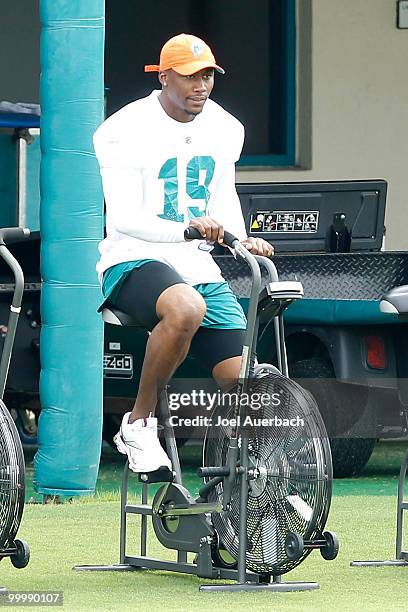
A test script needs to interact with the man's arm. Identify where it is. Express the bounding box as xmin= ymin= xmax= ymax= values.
xmin=207 ymin=163 xmax=247 ymax=241
xmin=207 ymin=163 xmax=274 ymax=257
xmin=94 ymin=133 xmax=186 ymax=243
